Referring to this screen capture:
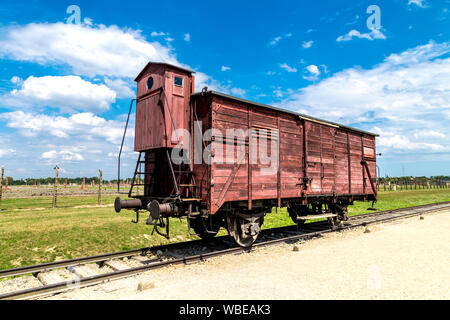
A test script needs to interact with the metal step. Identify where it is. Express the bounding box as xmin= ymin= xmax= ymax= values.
xmin=180 ymin=198 xmax=202 ymax=202
xmin=296 ymin=213 xmax=337 ymax=220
